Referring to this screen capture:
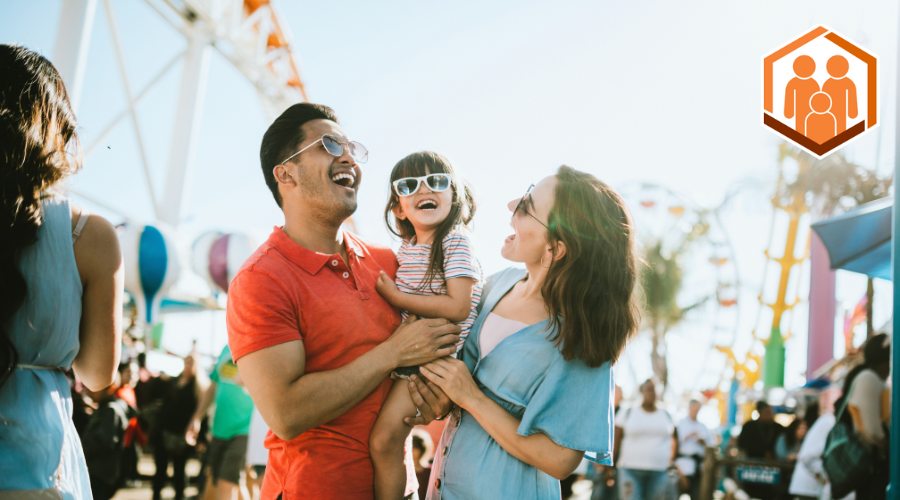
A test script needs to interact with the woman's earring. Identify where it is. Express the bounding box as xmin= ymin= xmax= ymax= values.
xmin=541 ymin=256 xmax=551 ymax=269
